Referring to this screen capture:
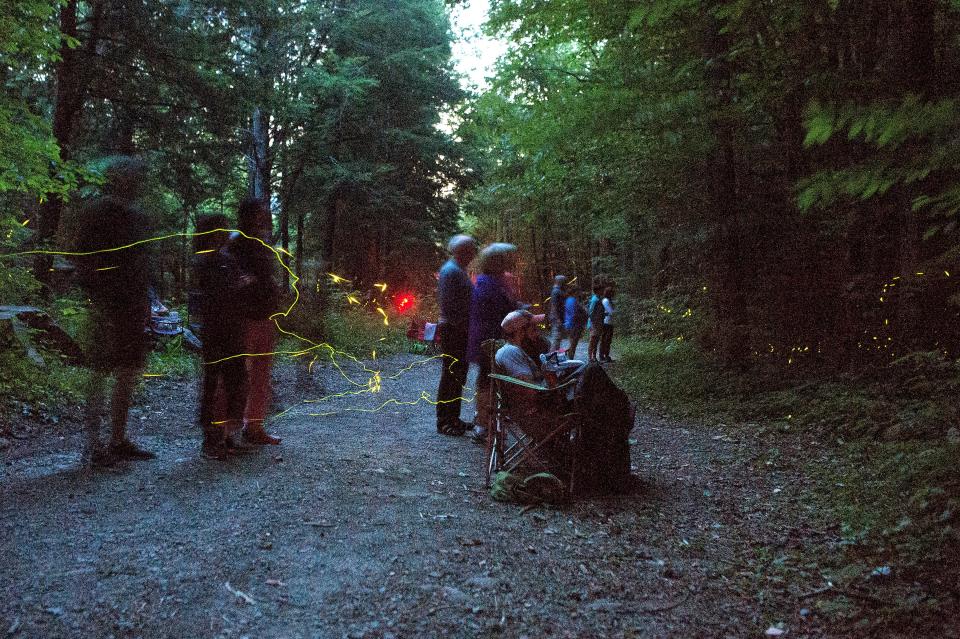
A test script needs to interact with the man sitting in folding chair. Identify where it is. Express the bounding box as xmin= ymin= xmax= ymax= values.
xmin=488 ymin=310 xmax=582 ymax=484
